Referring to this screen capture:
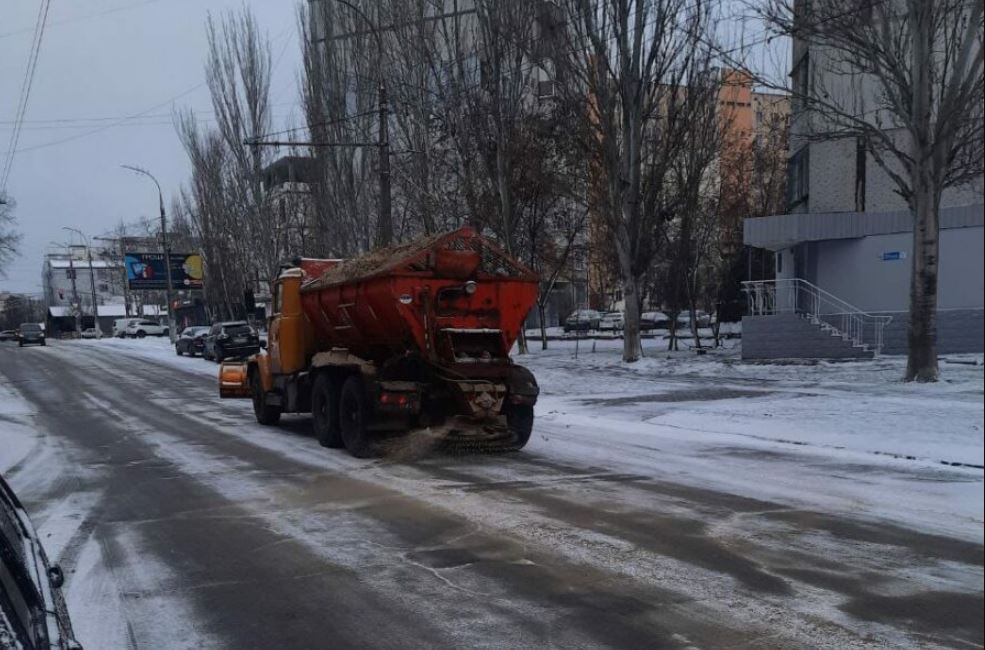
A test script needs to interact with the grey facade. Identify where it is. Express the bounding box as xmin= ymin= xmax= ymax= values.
xmin=744 ymin=206 xmax=984 ymax=356
xmin=742 ymin=5 xmax=984 ymax=360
